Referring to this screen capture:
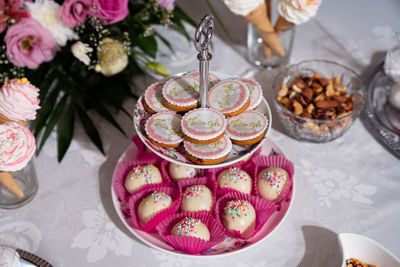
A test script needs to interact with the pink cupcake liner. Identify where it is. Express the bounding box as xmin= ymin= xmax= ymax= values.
xmin=215 ymin=191 xmax=277 ymax=240
xmin=210 ymin=161 xmax=256 ymax=196
xmin=112 ymin=157 xmax=171 ymax=203
xmin=131 ymin=135 xmax=159 ymax=161
xmin=129 ymin=184 xmax=181 ymax=233
xmin=250 ymin=155 xmax=294 ymax=209
xmin=177 ymin=176 xmax=217 ymax=215
xmin=155 ymin=211 xmax=226 ymax=255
